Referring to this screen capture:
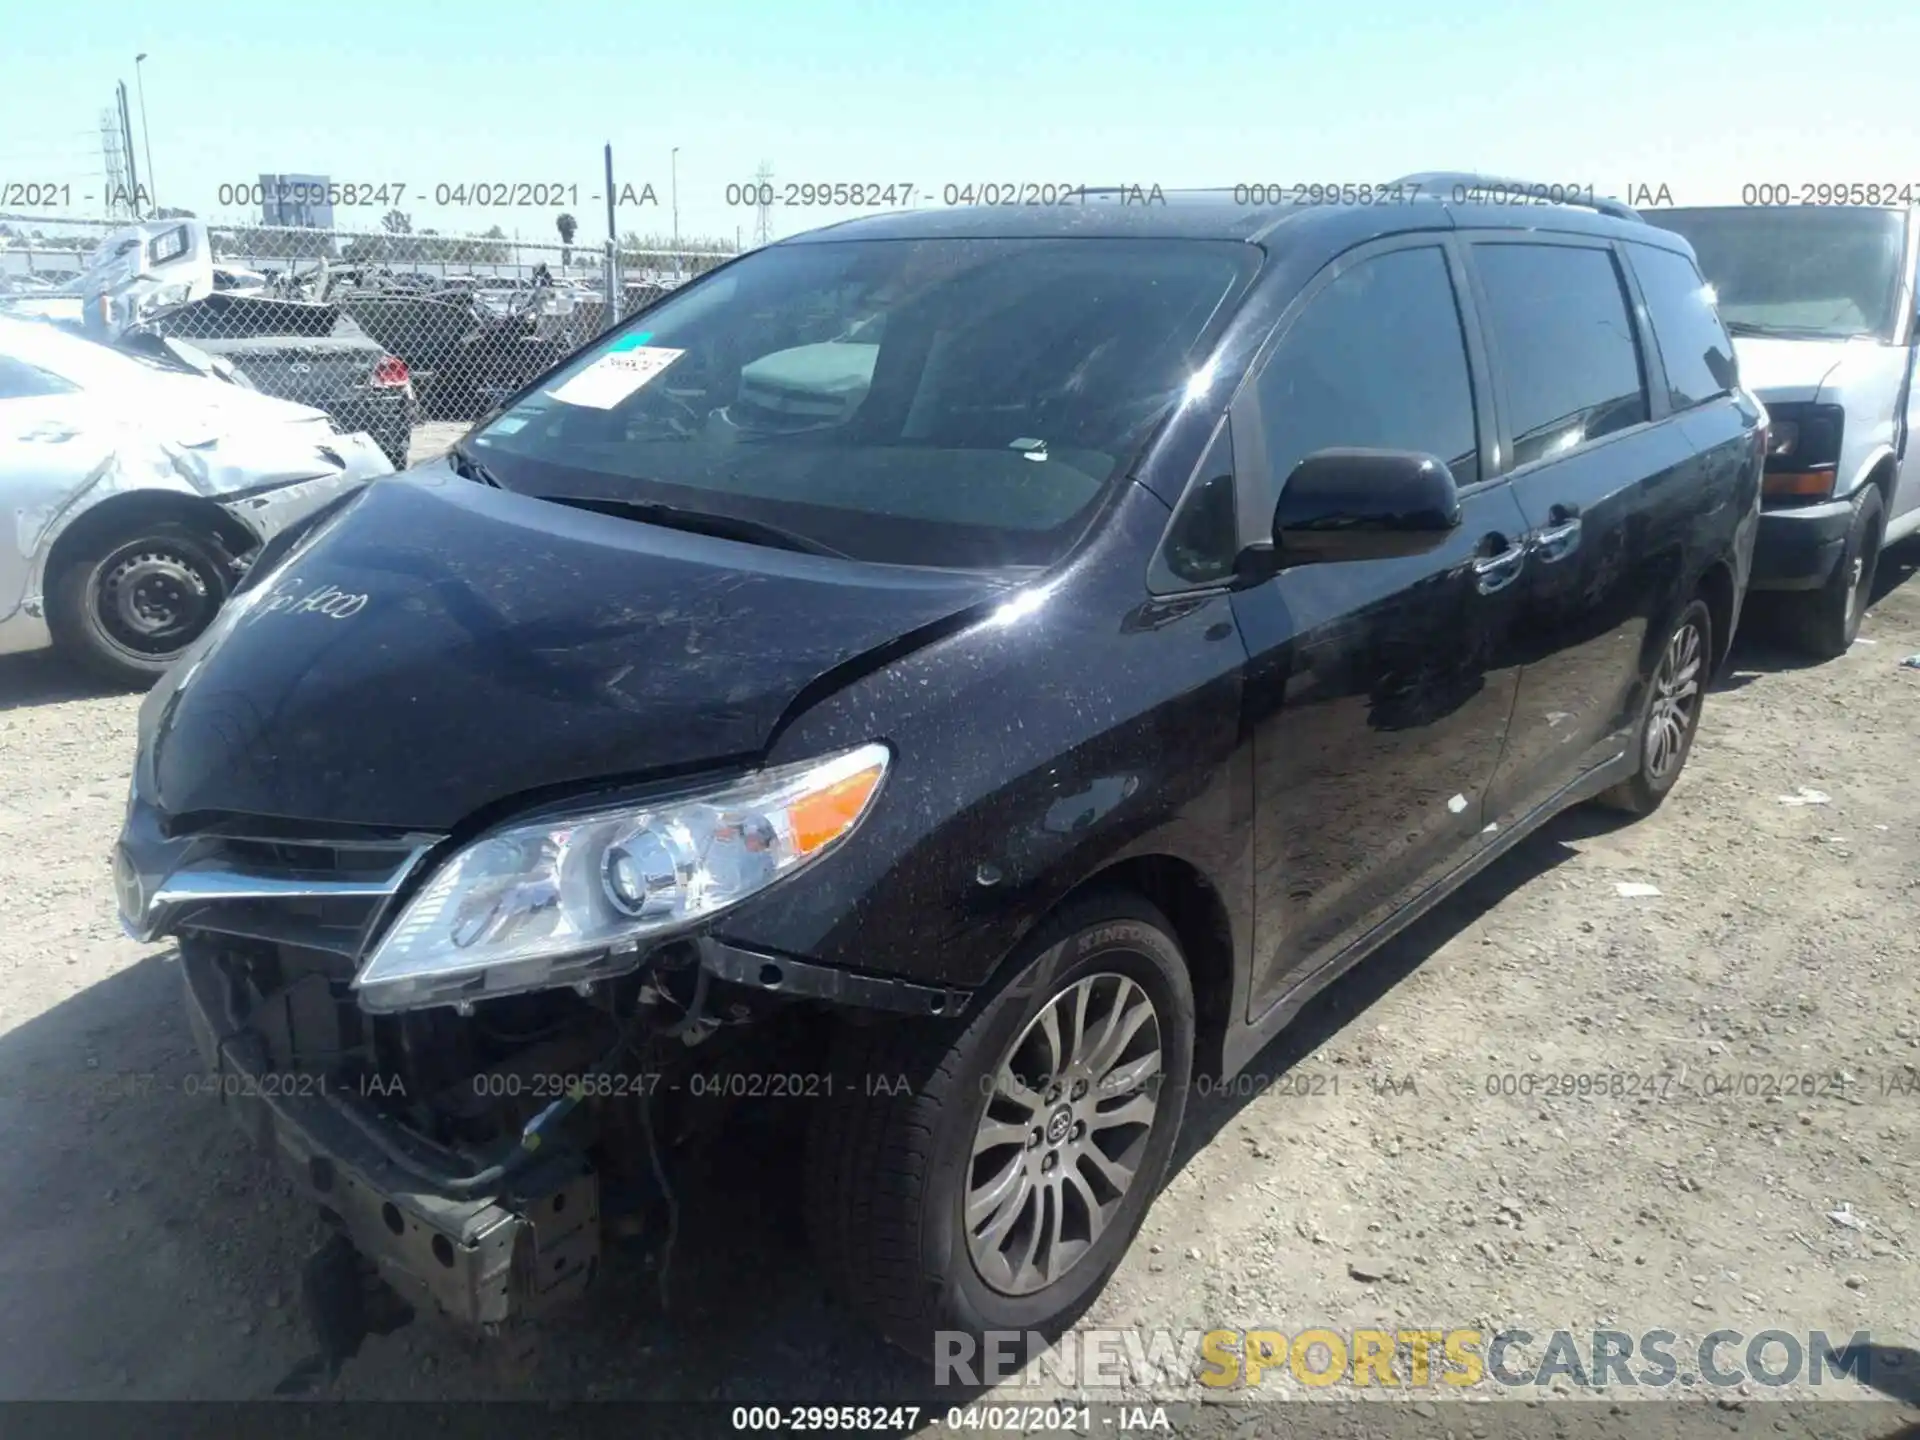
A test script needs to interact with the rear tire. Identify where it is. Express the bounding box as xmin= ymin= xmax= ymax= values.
xmin=804 ymin=892 xmax=1194 ymax=1360
xmin=46 ymin=520 xmax=231 ymax=688
xmin=1596 ymin=597 xmax=1712 ymax=817
xmin=1777 ymin=485 xmax=1883 ymax=660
